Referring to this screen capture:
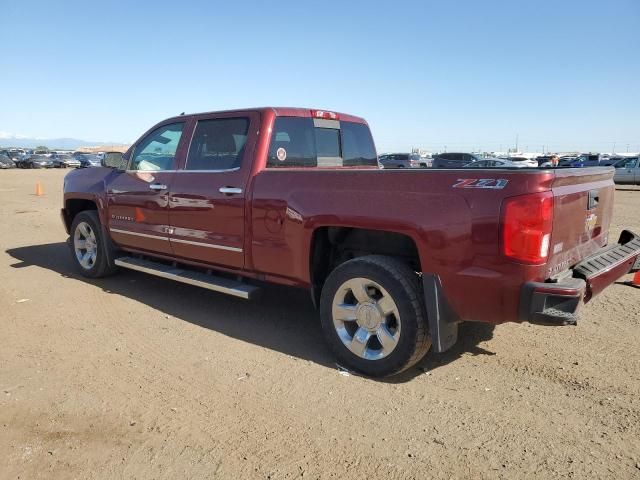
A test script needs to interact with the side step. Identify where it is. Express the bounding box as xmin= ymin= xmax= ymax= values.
xmin=114 ymin=256 xmax=261 ymax=300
